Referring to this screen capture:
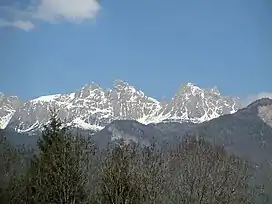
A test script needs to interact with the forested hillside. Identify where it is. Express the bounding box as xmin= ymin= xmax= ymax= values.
xmin=0 ymin=113 xmax=269 ymax=203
